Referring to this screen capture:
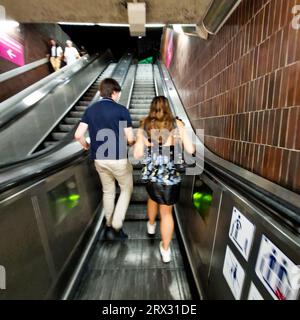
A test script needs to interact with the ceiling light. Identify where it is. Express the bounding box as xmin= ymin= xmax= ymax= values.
xmin=145 ymin=23 xmax=165 ymax=28
xmin=173 ymin=24 xmax=184 ymax=34
xmin=97 ymin=23 xmax=129 ymax=27
xmin=177 ymin=24 xmax=197 ymax=27
xmin=0 ymin=20 xmax=19 ymax=31
xmin=58 ymin=22 xmax=95 ymax=26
